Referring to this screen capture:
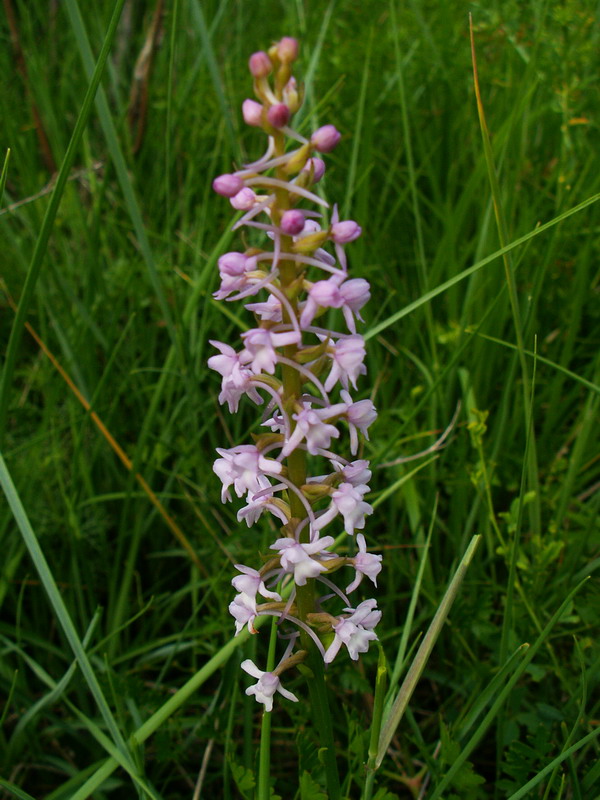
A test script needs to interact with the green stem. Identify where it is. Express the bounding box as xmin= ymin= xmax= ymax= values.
xmin=257 ymin=617 xmax=278 ymax=800
xmin=305 ymin=651 xmax=342 ymax=800
xmin=363 ymin=645 xmax=388 ymax=800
